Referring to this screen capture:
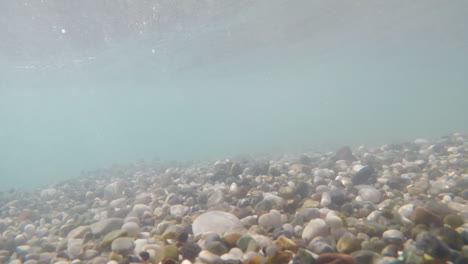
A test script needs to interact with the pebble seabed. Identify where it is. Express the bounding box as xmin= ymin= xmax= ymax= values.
xmin=1 ymin=133 xmax=468 ymax=264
